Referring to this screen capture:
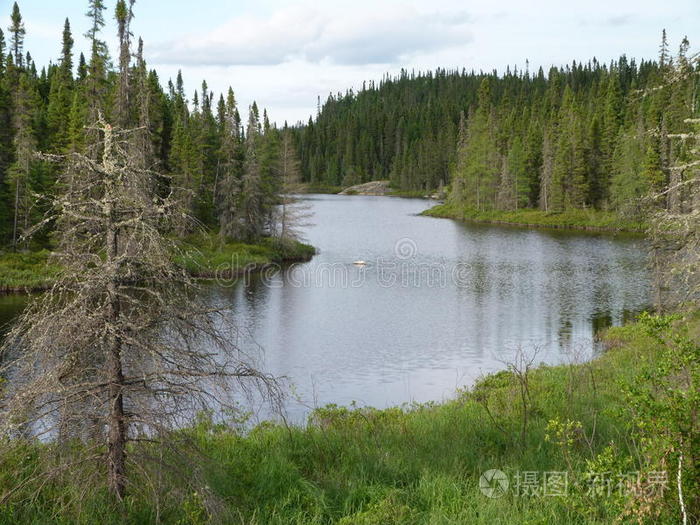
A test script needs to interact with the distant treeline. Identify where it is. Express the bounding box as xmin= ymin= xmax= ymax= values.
xmin=293 ymin=32 xmax=699 ymax=215
xmin=0 ymin=1 xmax=301 ymax=249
